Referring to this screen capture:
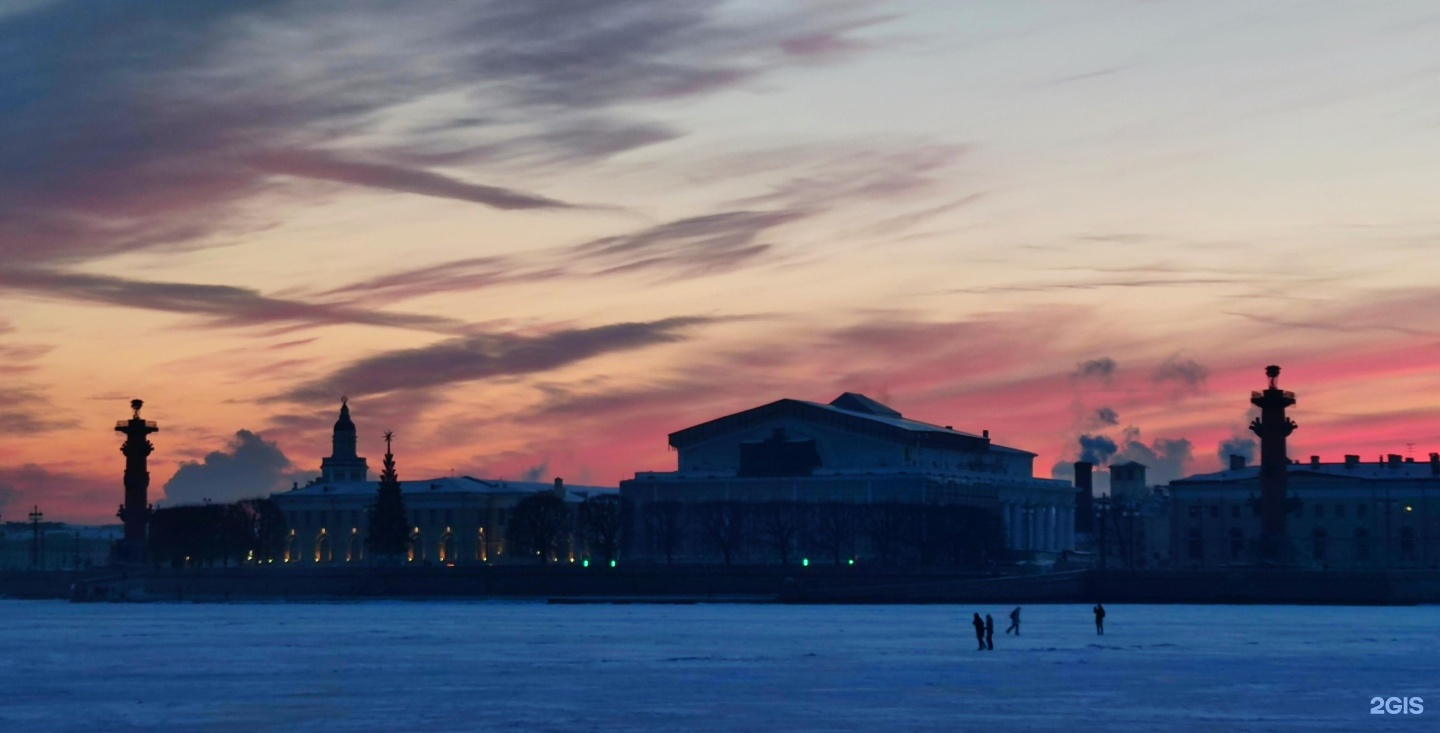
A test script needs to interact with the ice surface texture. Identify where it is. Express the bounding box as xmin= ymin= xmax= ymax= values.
xmin=0 ymin=601 xmax=1431 ymax=732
